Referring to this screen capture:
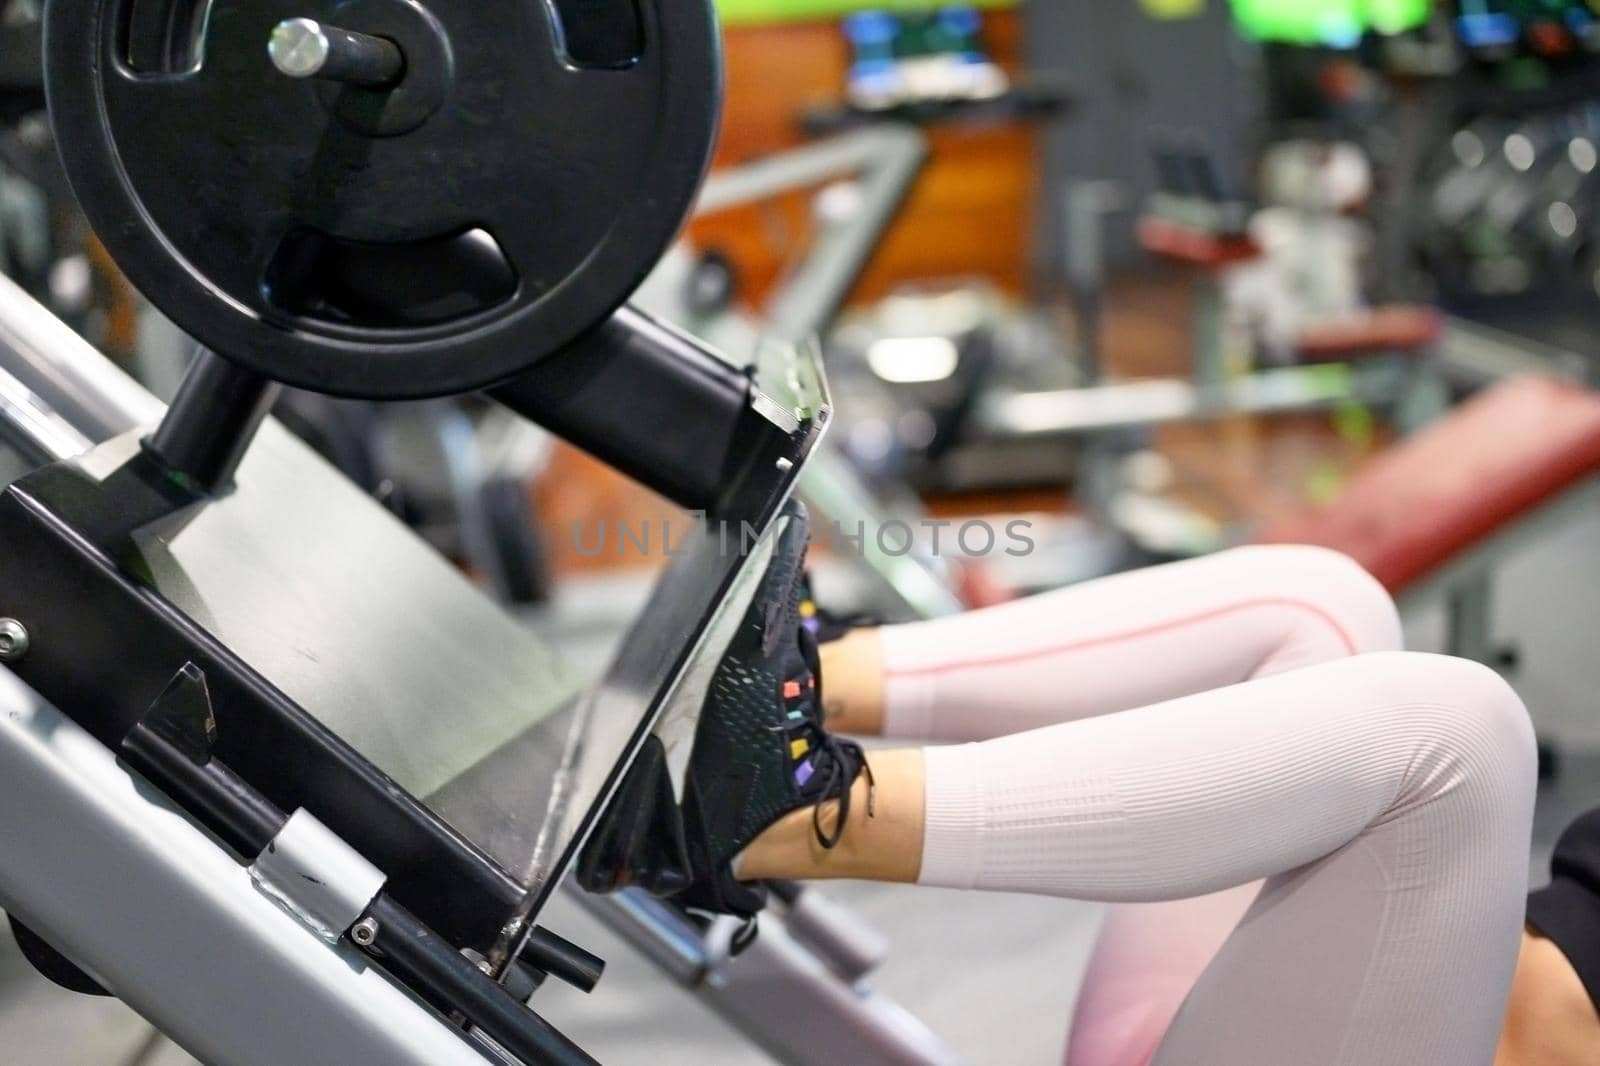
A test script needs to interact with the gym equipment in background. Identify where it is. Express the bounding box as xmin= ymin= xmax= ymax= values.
xmin=0 ymin=4 xmax=98 ymax=334
xmin=842 ymin=7 xmax=1008 ymax=112
xmin=1452 ymin=0 xmax=1600 ymax=59
xmin=0 ymin=3 xmax=42 ymax=113
xmin=832 ymin=141 xmax=1445 ymax=570
xmin=1404 ymin=0 xmax=1600 ymax=365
